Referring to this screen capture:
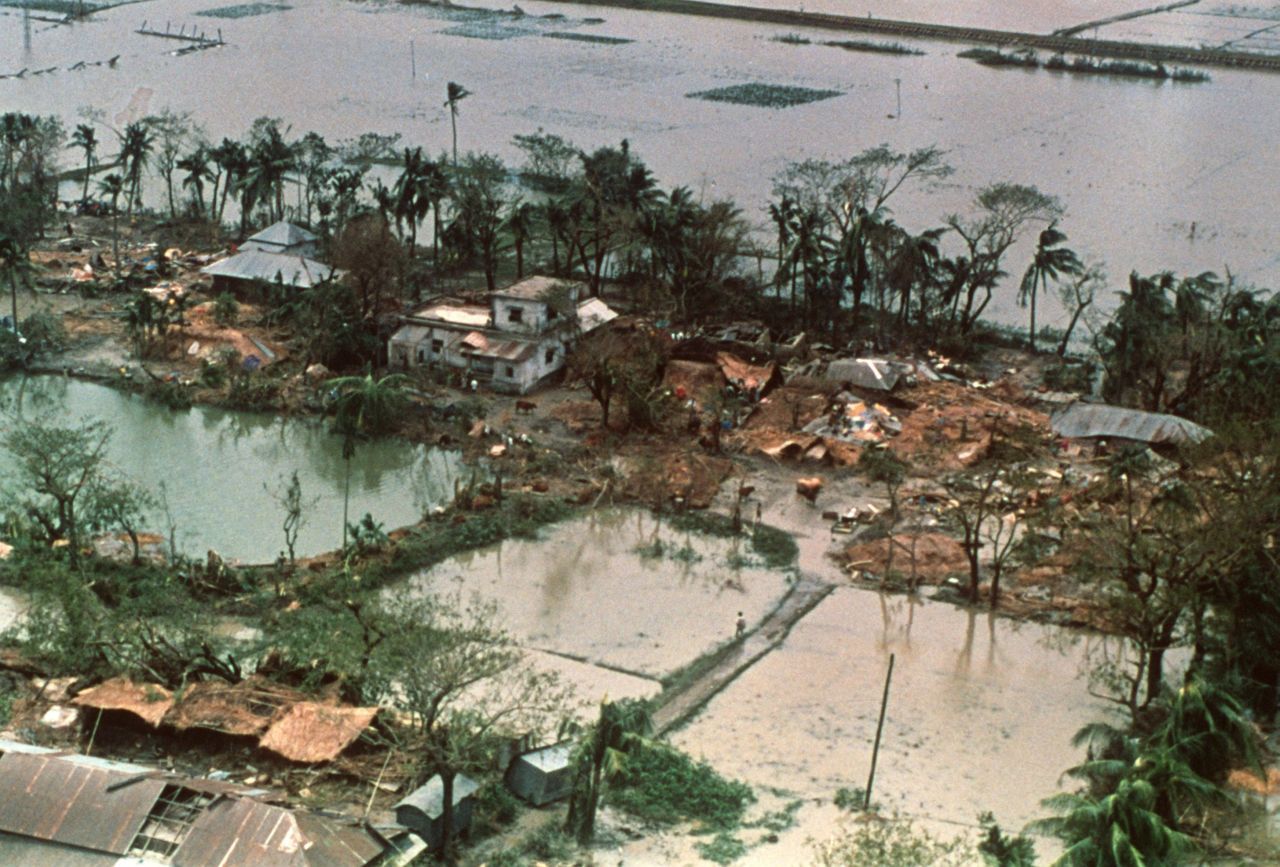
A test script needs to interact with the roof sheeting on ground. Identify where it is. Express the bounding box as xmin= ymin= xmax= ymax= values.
xmin=576 ymin=297 xmax=617 ymax=333
xmin=72 ymin=678 xmax=175 ymax=728
xmin=259 ymin=703 xmax=377 ymax=764
xmin=173 ymin=798 xmax=384 ymax=867
xmin=202 ymin=250 xmax=338 ymax=289
xmin=162 ymin=679 xmax=295 ymax=737
xmin=716 ymin=351 xmax=778 ymax=393
xmin=1050 ymin=403 xmax=1212 ymax=445
xmin=0 ymin=750 xmax=166 ymax=855
xmin=825 ymin=358 xmax=902 ymax=392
